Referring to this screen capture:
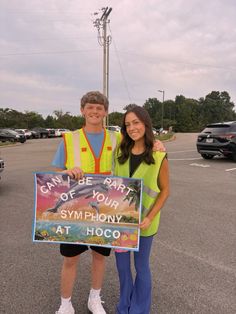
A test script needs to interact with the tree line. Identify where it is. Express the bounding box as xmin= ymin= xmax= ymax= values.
xmin=143 ymin=91 xmax=236 ymax=132
xmin=0 ymin=91 xmax=235 ymax=132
